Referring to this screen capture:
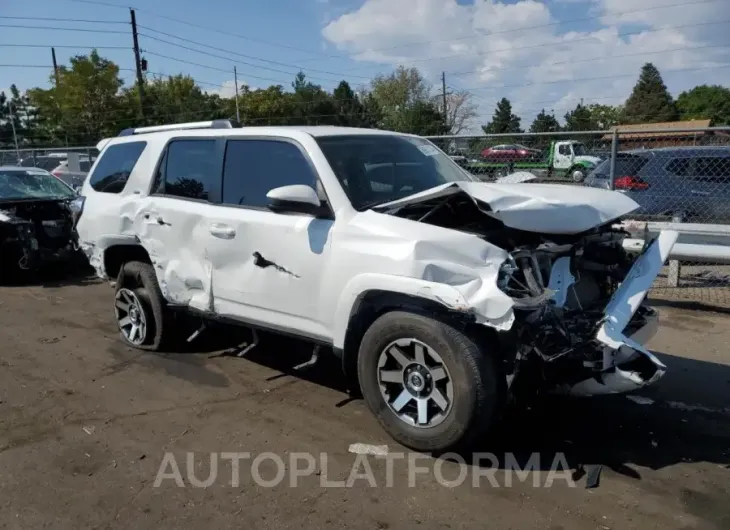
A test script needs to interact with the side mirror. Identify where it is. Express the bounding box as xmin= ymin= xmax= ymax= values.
xmin=266 ymin=185 xmax=323 ymax=215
